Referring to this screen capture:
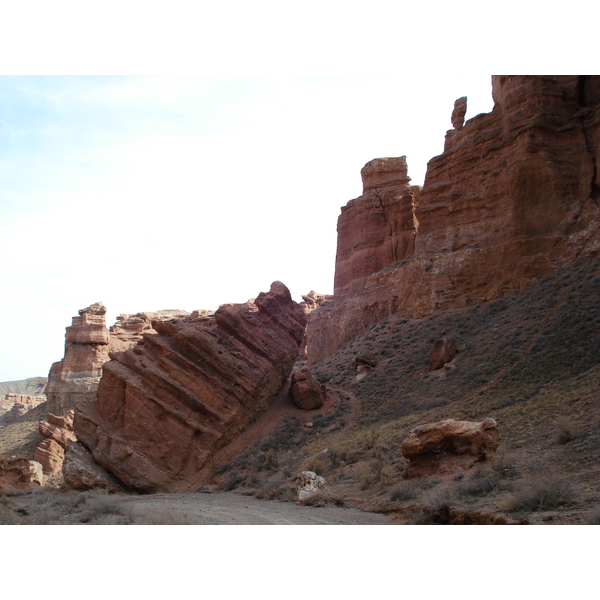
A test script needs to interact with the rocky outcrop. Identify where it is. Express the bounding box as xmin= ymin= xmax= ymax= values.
xmin=401 ymin=418 xmax=500 ymax=479
xmin=73 ymin=282 xmax=307 ymax=493
xmin=108 ymin=310 xmax=192 ymax=353
xmin=307 ymin=76 xmax=600 ymax=363
xmin=0 ymin=394 xmax=46 ymax=423
xmin=0 ymin=456 xmax=44 ymax=490
xmin=33 ymin=411 xmax=77 ymax=474
xmin=45 ymin=303 xmax=110 ymax=415
xmin=290 ymin=369 xmax=325 ymax=410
